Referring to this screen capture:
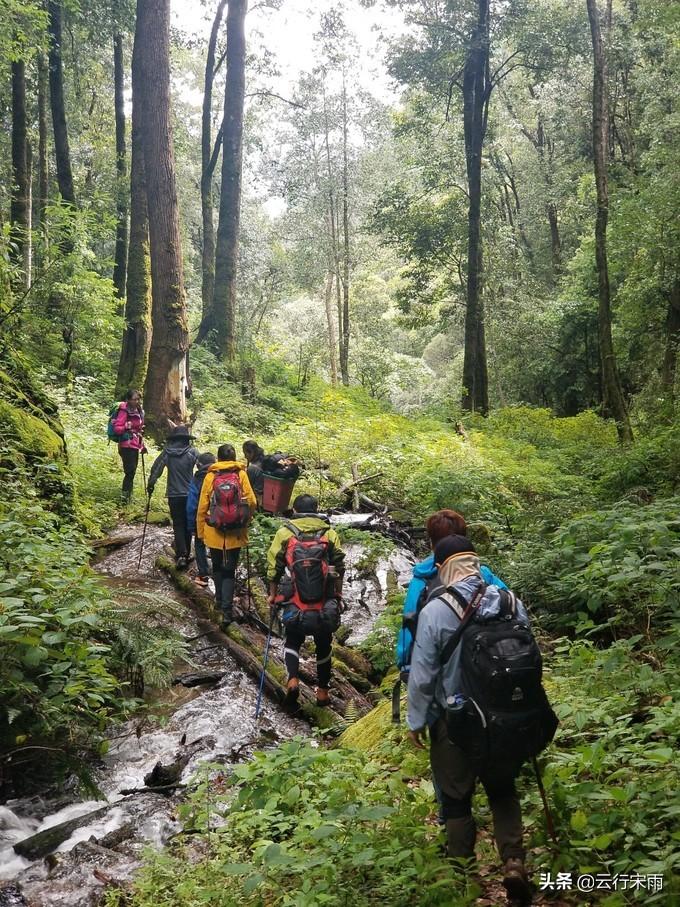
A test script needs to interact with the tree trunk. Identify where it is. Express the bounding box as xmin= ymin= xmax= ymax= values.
xmin=213 ymin=0 xmax=248 ymax=364
xmin=113 ymin=33 xmax=128 ymax=303
xmin=115 ymin=16 xmax=152 ymax=400
xmin=461 ymin=0 xmax=490 ymax=415
xmin=37 ymin=53 xmax=49 ymax=248
xmin=136 ymin=0 xmax=189 ymax=433
xmin=586 ymin=0 xmax=633 ymax=443
xmin=196 ymin=0 xmax=227 ymax=345
xmin=47 ymin=0 xmax=76 ymax=206
xmin=324 ymin=268 xmax=339 ymax=385
xmin=322 ymin=78 xmax=344 ymax=375
xmin=547 ymin=202 xmax=562 ymax=276
xmin=661 ymin=278 xmax=680 ymax=406
xmin=10 ymin=61 xmax=30 ymax=286
xmin=339 ymin=70 xmax=351 ymax=386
